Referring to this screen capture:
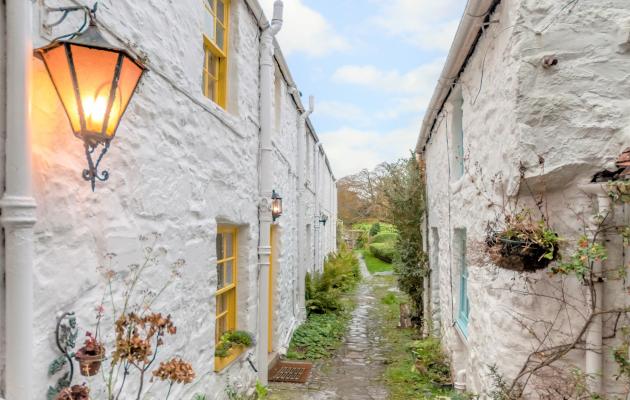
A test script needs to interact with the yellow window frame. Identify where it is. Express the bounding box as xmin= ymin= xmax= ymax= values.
xmin=202 ymin=0 xmax=229 ymax=109
xmin=215 ymin=225 xmax=241 ymax=371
